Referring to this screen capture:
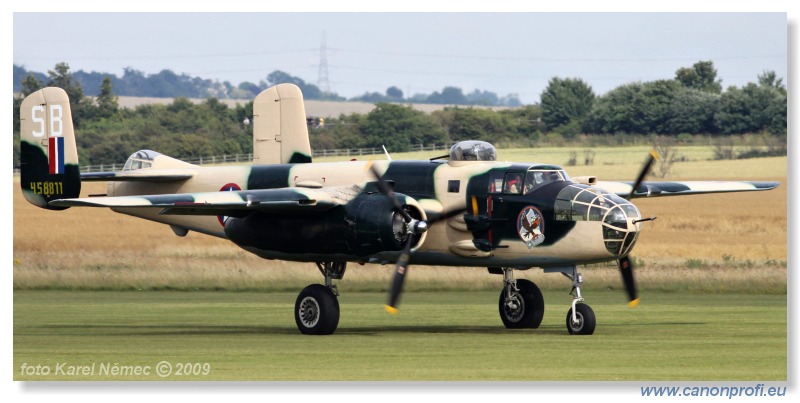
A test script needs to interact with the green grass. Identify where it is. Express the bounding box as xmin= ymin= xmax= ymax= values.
xmin=13 ymin=290 xmax=786 ymax=381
